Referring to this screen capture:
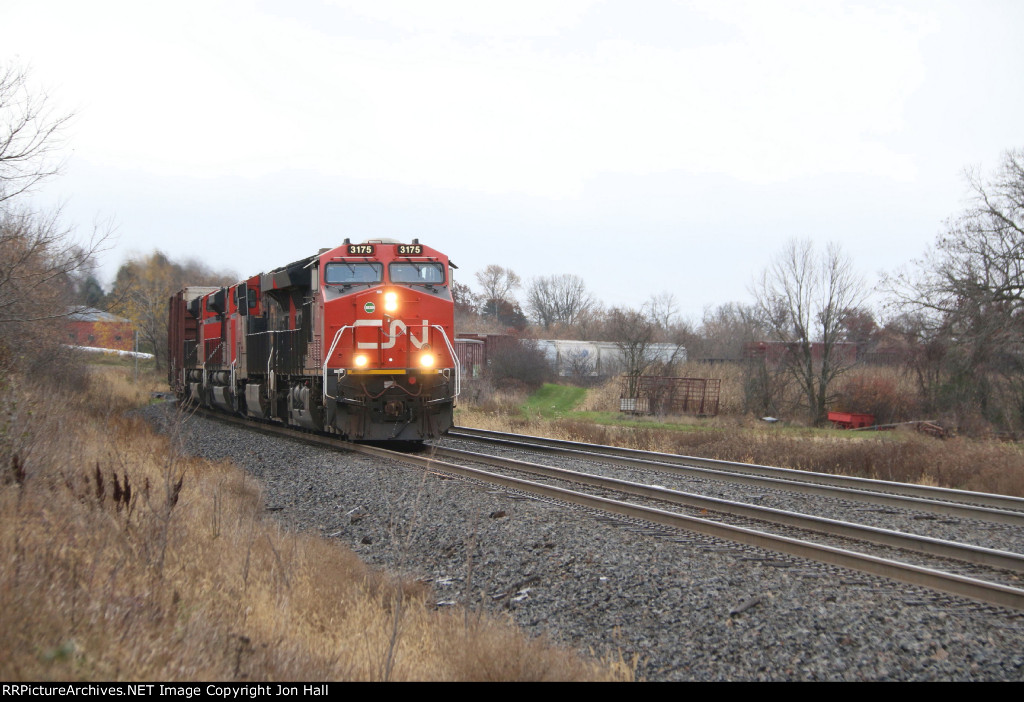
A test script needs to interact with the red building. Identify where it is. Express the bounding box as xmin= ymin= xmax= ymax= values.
xmin=67 ymin=308 xmax=134 ymax=352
